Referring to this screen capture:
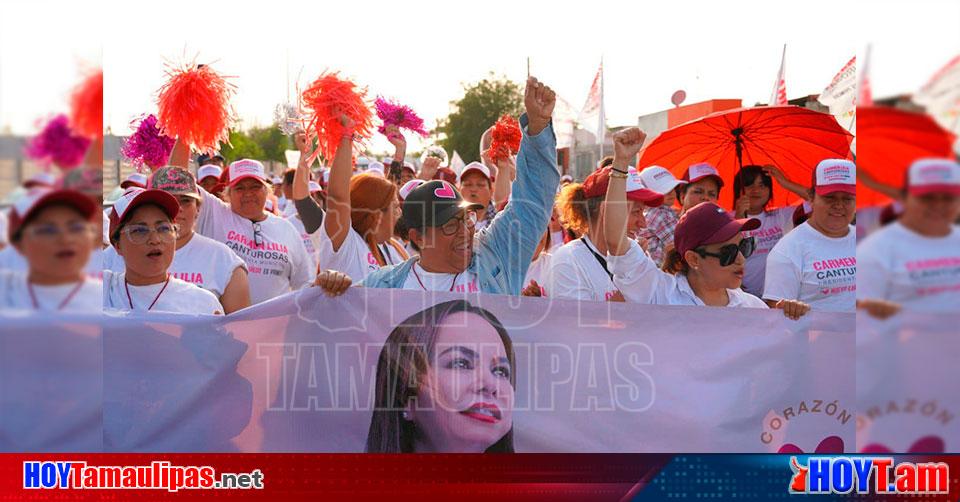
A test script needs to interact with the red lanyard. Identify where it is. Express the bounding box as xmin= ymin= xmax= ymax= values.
xmin=412 ymin=264 xmax=460 ymax=292
xmin=125 ymin=275 xmax=171 ymax=311
xmin=28 ymin=280 xmax=84 ymax=310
